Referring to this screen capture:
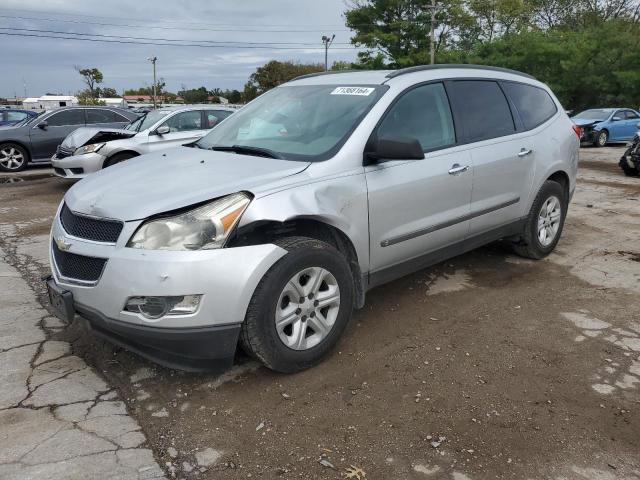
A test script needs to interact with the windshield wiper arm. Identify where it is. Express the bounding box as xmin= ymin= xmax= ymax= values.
xmin=209 ymin=144 xmax=282 ymax=159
